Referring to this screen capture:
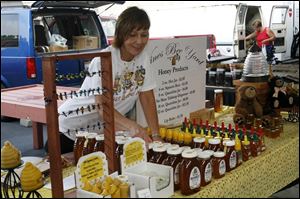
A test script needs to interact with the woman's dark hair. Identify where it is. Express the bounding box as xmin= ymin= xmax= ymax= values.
xmin=113 ymin=7 xmax=150 ymax=48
